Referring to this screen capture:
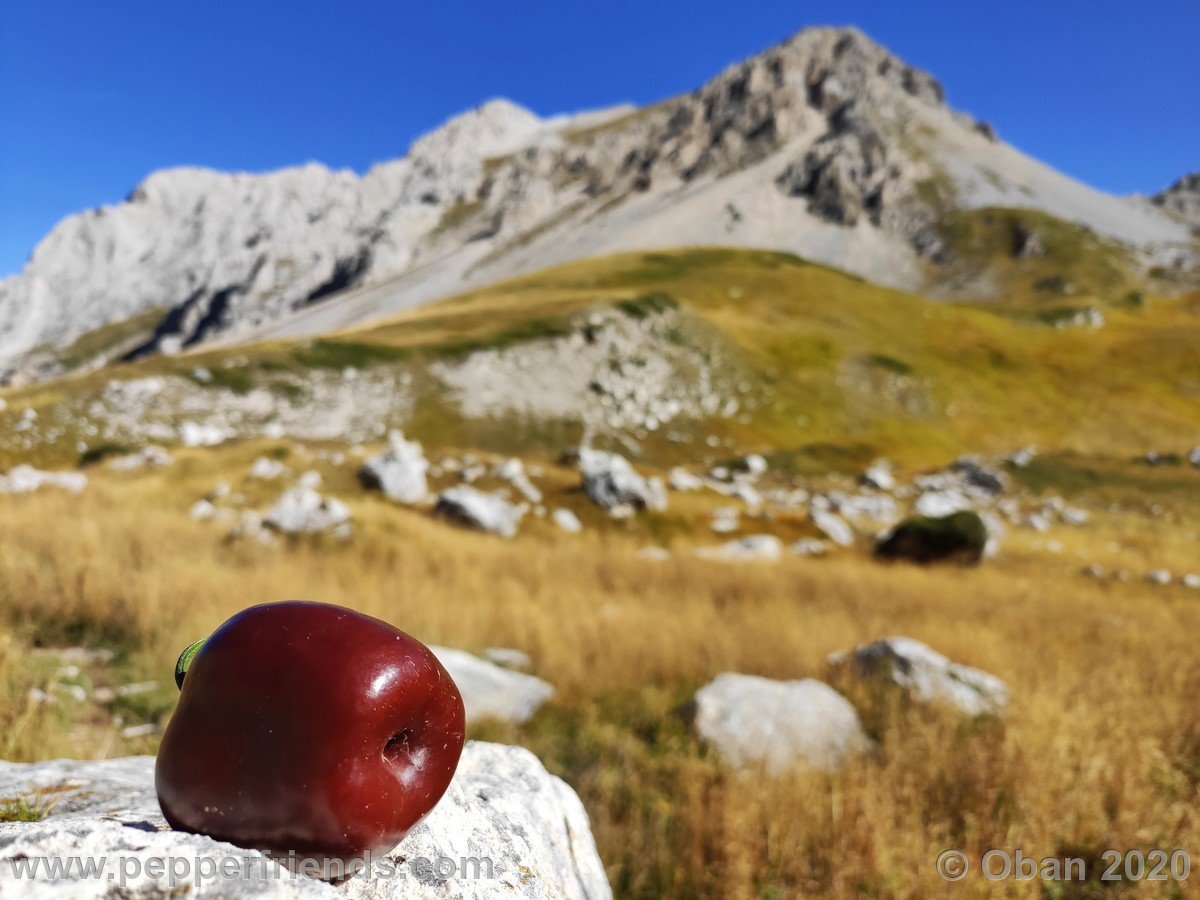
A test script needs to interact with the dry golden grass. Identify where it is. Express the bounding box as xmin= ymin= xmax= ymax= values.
xmin=1 ymin=446 xmax=1198 ymax=897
